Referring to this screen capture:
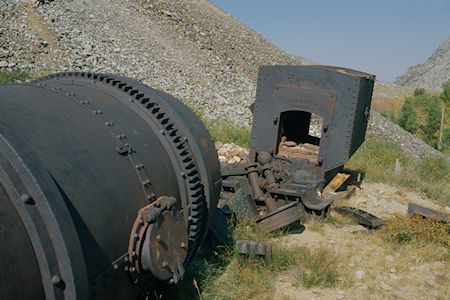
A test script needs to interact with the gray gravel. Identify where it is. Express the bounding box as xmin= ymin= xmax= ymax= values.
xmin=0 ymin=0 xmax=445 ymax=160
xmin=367 ymin=111 xmax=443 ymax=159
